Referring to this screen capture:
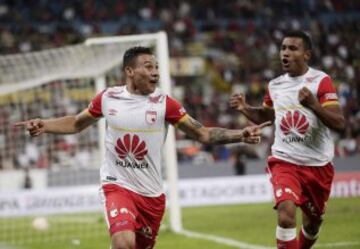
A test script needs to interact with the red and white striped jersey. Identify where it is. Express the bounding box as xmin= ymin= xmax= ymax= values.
xmin=88 ymin=86 xmax=186 ymax=197
xmin=263 ymin=67 xmax=340 ymax=166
